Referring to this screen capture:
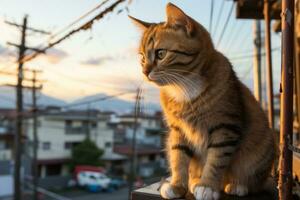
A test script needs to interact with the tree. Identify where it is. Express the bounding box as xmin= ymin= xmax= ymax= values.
xmin=70 ymin=138 xmax=104 ymax=170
